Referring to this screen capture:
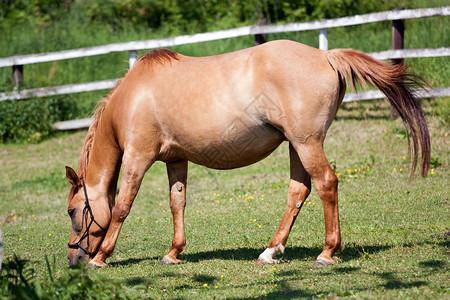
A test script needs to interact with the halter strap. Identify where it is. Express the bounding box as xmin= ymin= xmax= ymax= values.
xmin=68 ymin=179 xmax=107 ymax=256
